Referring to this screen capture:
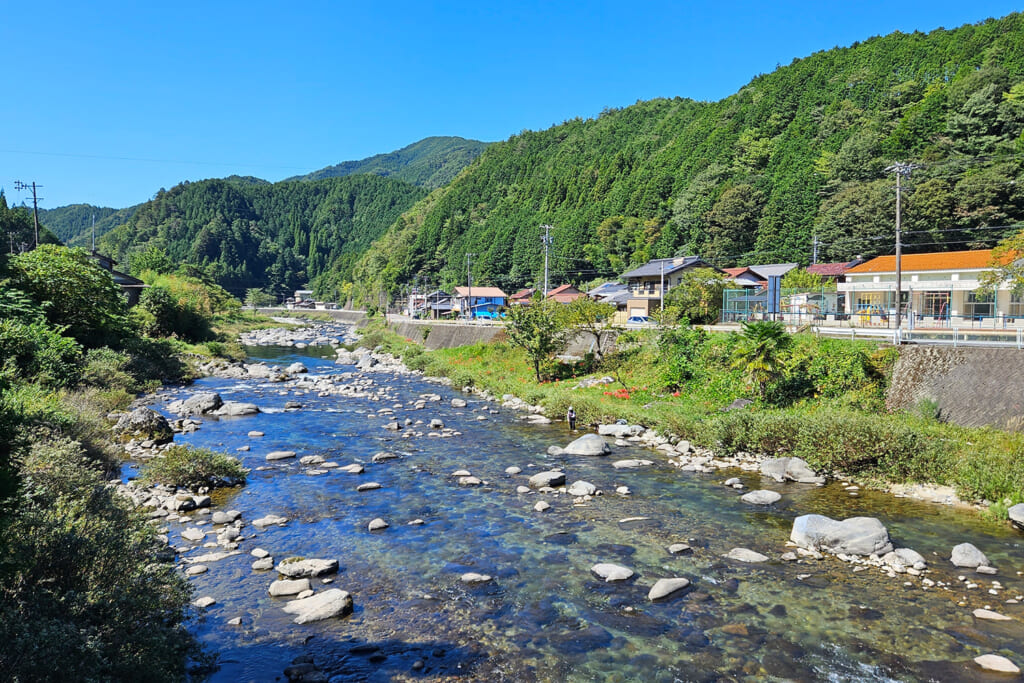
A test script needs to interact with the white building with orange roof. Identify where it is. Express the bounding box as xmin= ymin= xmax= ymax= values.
xmin=837 ymin=249 xmax=1021 ymax=325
